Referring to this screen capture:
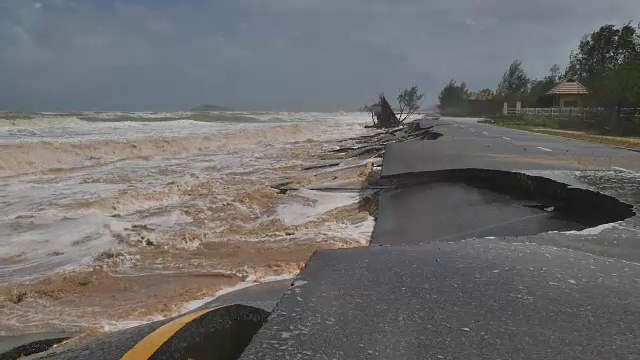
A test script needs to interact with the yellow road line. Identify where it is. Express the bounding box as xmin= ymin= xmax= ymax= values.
xmin=120 ymin=306 xmax=226 ymax=360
